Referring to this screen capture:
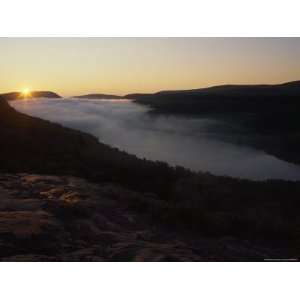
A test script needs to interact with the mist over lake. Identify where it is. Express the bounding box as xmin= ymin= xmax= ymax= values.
xmin=11 ymin=98 xmax=300 ymax=181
